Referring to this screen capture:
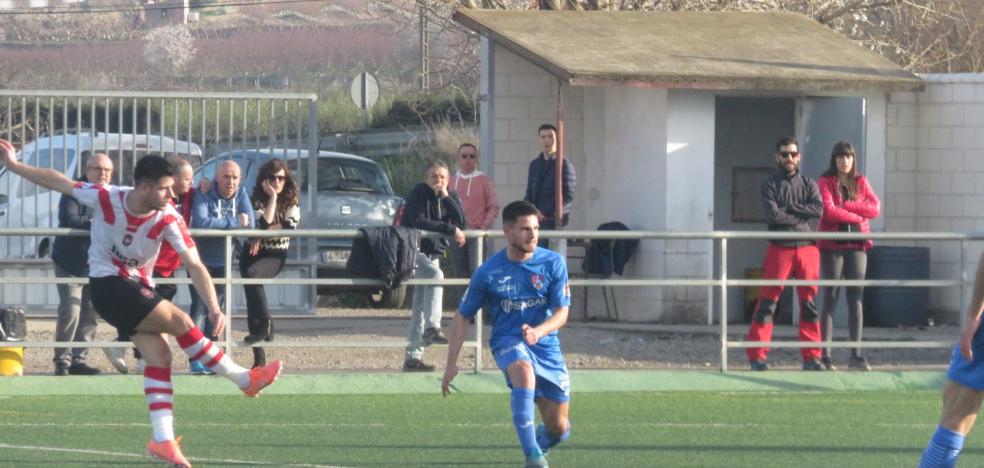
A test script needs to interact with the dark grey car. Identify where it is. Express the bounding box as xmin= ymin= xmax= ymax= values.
xmin=197 ymin=149 xmax=406 ymax=308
